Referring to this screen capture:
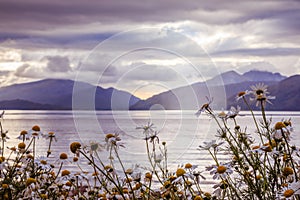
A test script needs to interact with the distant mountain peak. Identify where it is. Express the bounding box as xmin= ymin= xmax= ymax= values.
xmin=207 ymin=70 xmax=247 ymax=86
xmin=207 ymin=69 xmax=287 ymax=86
xmin=242 ymin=70 xmax=286 ymax=82
xmin=0 ymin=78 xmax=140 ymax=110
